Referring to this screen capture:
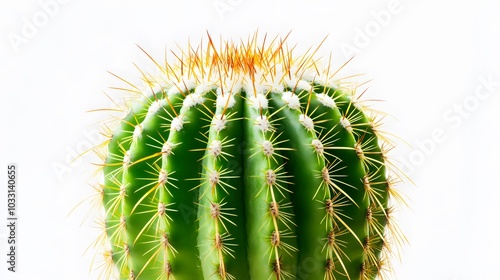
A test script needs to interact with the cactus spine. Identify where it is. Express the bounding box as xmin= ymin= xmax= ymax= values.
xmin=93 ymin=33 xmax=403 ymax=280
